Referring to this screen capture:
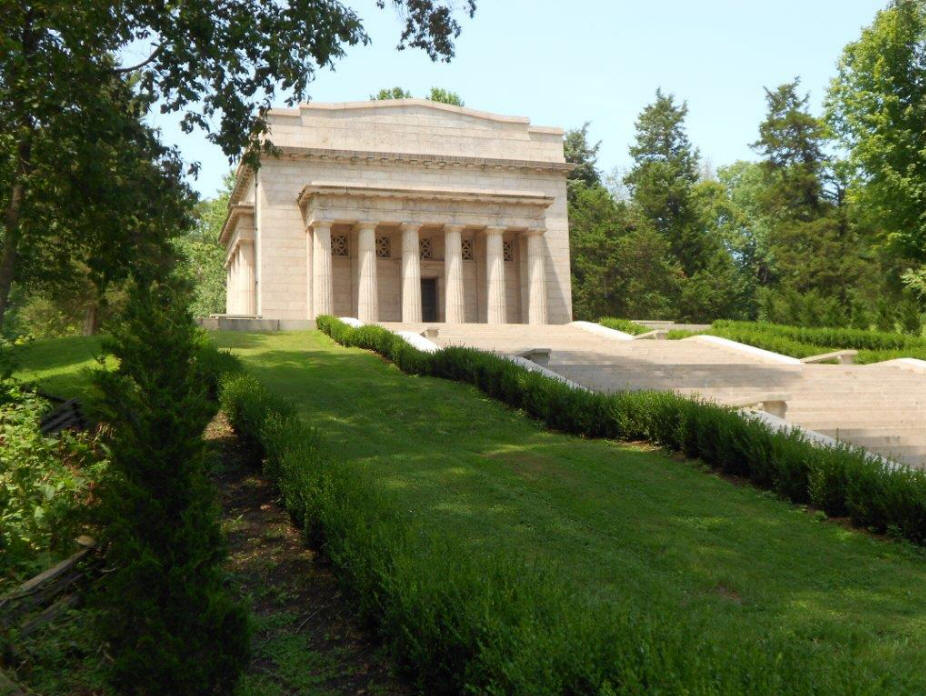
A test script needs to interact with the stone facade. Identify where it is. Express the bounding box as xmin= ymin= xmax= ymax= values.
xmin=220 ymin=99 xmax=573 ymax=323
